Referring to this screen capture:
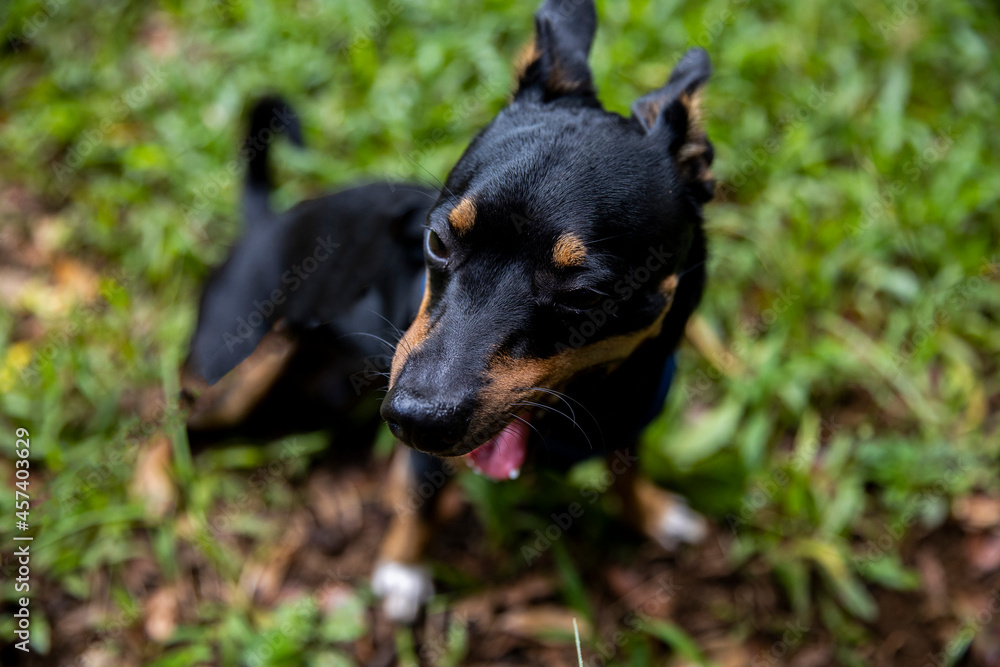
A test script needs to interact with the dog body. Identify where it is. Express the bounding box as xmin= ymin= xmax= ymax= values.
xmin=183 ymin=97 xmax=437 ymax=452
xmin=185 ymin=0 xmax=715 ymax=623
